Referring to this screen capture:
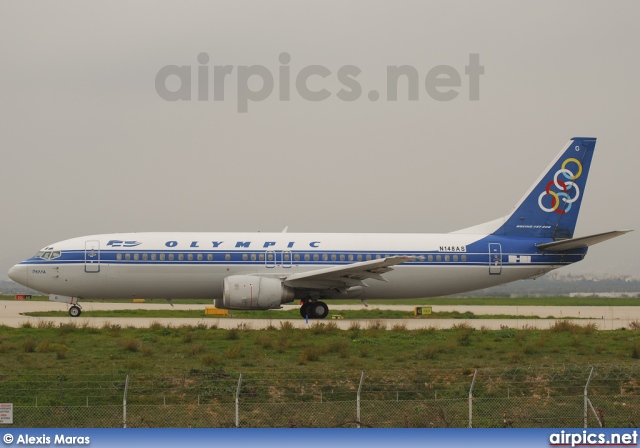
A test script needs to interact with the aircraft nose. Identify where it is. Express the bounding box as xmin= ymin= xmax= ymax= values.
xmin=8 ymin=264 xmax=28 ymax=287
